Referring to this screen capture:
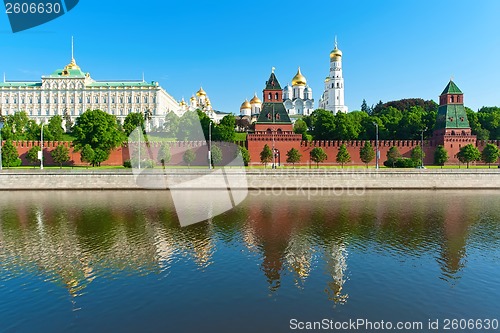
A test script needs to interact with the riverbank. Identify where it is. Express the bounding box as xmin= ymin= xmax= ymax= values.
xmin=0 ymin=169 xmax=499 ymax=190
